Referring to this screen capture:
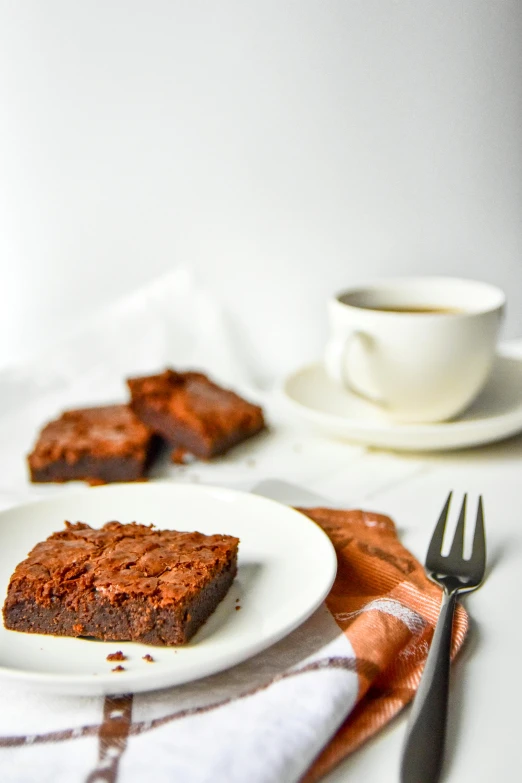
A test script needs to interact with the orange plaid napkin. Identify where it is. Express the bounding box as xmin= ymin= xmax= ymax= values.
xmin=298 ymin=507 xmax=469 ymax=782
